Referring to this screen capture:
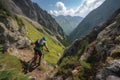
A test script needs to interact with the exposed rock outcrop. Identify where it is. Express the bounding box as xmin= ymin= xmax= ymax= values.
xmin=96 ymin=60 xmax=120 ymax=80
xmin=0 ymin=17 xmax=31 ymax=48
